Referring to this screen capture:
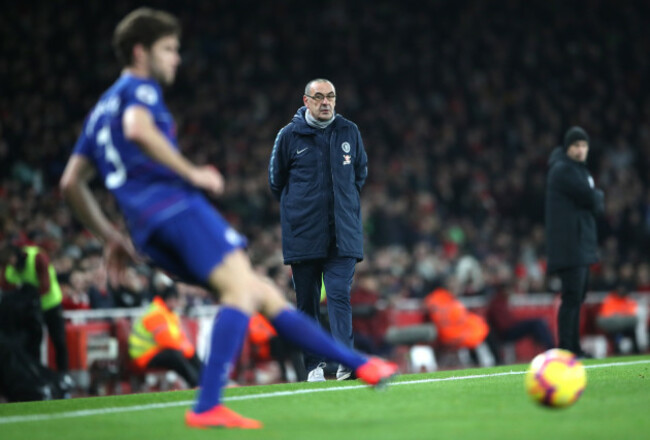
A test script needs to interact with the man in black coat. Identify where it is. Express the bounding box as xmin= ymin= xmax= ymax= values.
xmin=545 ymin=126 xmax=604 ymax=357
